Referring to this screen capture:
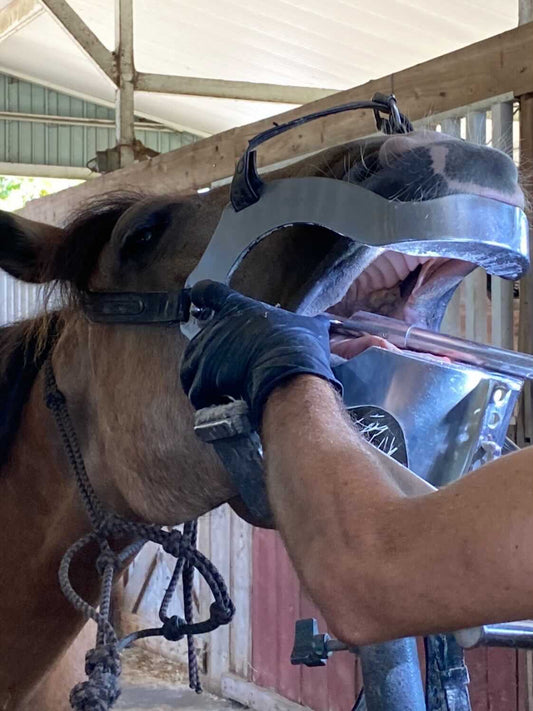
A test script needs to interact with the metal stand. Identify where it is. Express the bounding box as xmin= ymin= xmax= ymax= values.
xmin=357 ymin=639 xmax=426 ymax=711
